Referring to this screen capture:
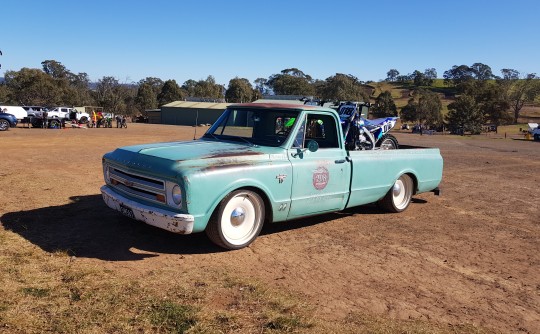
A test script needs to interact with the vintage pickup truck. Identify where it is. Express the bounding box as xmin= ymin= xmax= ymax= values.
xmin=101 ymin=103 xmax=443 ymax=249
